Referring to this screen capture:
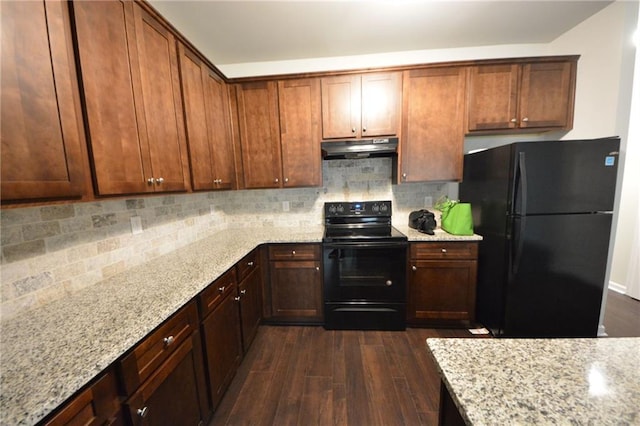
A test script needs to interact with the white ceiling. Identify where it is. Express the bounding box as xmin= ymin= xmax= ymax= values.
xmin=149 ymin=0 xmax=612 ymax=70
